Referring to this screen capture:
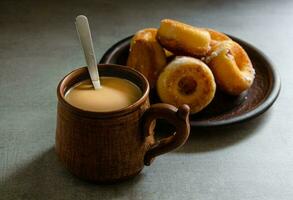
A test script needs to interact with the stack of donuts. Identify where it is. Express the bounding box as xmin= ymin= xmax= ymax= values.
xmin=127 ymin=19 xmax=255 ymax=114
